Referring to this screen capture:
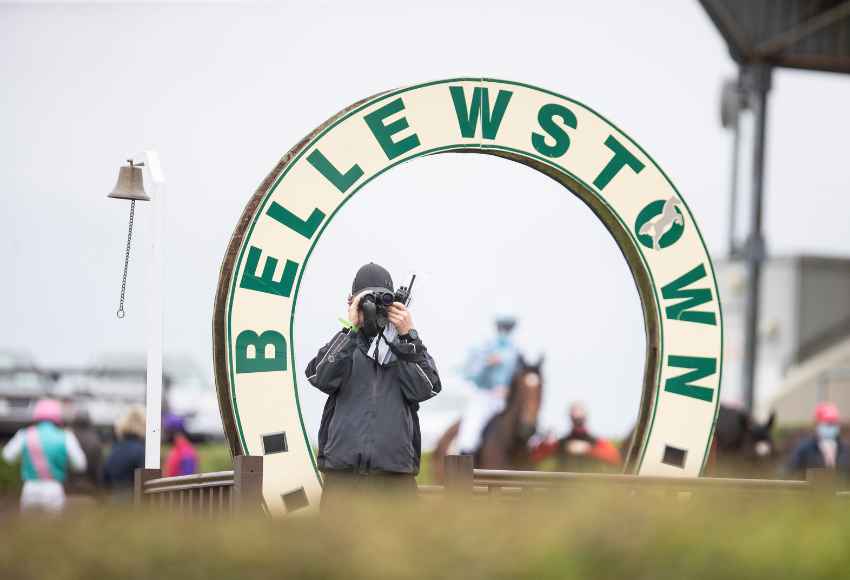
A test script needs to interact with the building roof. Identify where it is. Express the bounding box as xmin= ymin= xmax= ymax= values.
xmin=699 ymin=0 xmax=850 ymax=74
xmin=713 ymin=253 xmax=850 ymax=267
